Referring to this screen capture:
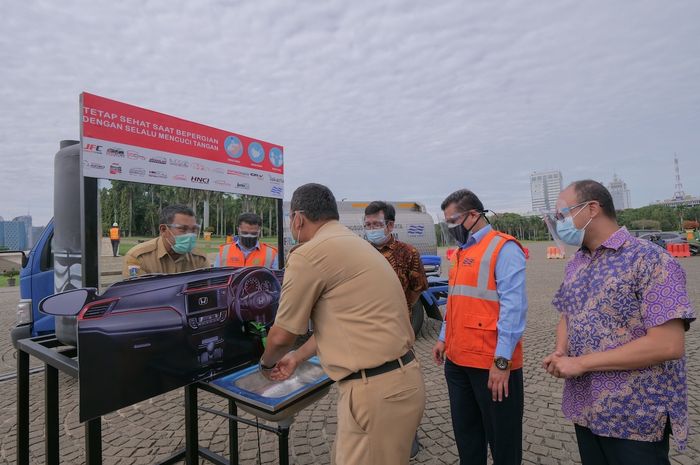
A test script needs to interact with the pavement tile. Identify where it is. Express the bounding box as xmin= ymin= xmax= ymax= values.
xmin=1 ymin=244 xmax=699 ymax=464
